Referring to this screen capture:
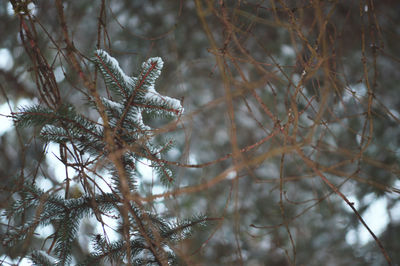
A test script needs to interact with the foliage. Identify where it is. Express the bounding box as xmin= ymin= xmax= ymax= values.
xmin=4 ymin=48 xmax=206 ymax=265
